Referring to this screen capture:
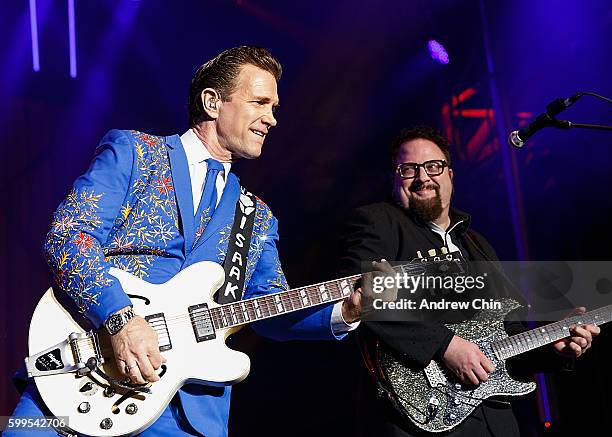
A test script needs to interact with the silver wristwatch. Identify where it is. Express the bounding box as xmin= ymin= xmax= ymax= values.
xmin=104 ymin=309 xmax=135 ymax=335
